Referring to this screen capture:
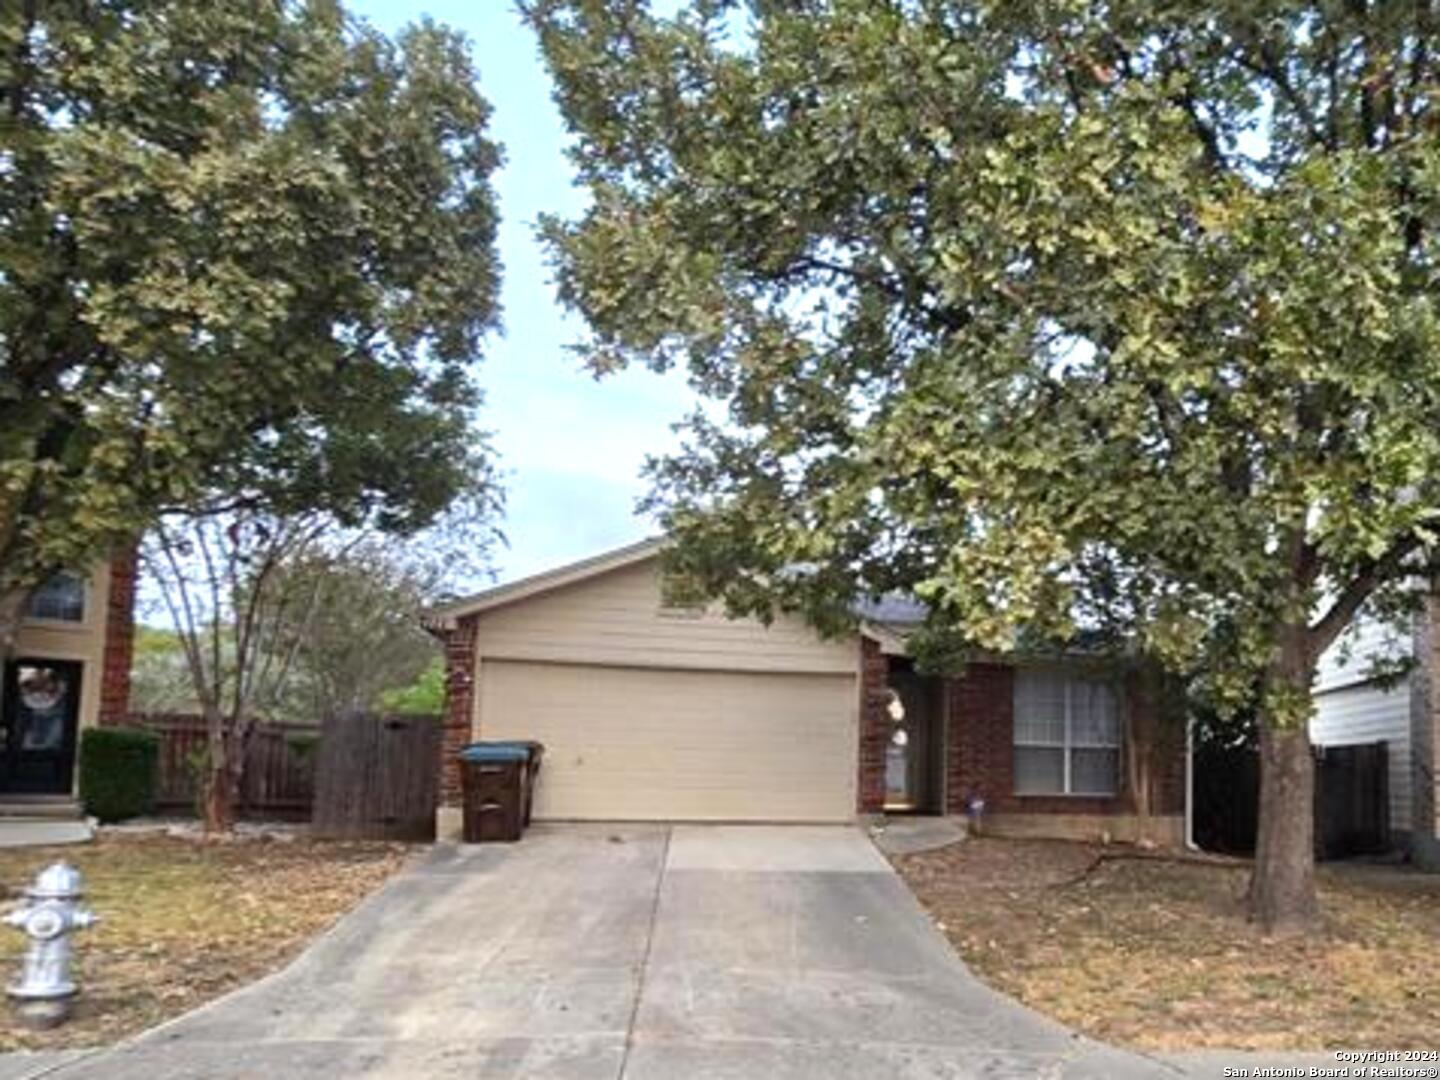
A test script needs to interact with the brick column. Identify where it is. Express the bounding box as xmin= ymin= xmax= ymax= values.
xmin=98 ymin=544 xmax=139 ymax=727
xmin=857 ymin=637 xmax=890 ymax=814
xmin=438 ymin=617 xmax=478 ymax=811
xmin=944 ymin=663 xmax=1015 ymax=814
